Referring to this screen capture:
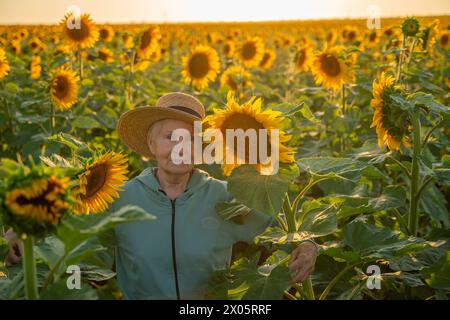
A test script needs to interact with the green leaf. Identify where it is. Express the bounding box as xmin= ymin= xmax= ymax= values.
xmin=420 ymin=252 xmax=450 ymax=291
xmin=297 ymin=157 xmax=371 ymax=183
xmin=420 ymin=184 xmax=450 ymax=228
xmin=408 ymin=92 xmax=450 ymax=120
xmin=299 ymin=200 xmax=338 ymax=237
xmin=216 ymin=200 xmax=254 ymax=225
xmin=48 ymin=133 xmax=88 ymax=152
xmin=227 ymin=164 xmax=298 ymax=217
xmin=57 ymin=205 xmax=156 ymax=252
xmin=40 ymin=279 xmax=99 ymax=300
xmin=369 ymin=186 xmax=406 ymax=211
xmin=72 ymin=116 xmax=100 ymax=129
